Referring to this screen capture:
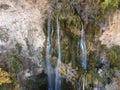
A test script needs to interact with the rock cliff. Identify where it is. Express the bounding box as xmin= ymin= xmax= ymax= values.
xmin=100 ymin=10 xmax=120 ymax=48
